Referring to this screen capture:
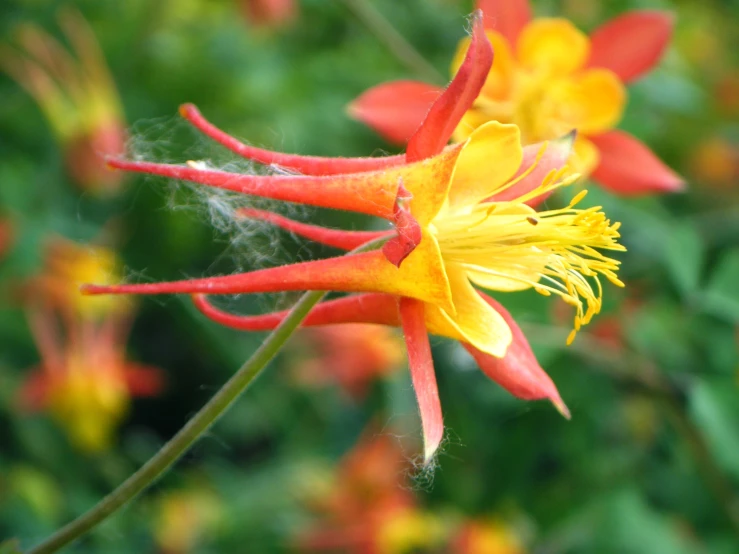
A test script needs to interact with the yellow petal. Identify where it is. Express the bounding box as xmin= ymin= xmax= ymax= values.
xmin=569 ymin=135 xmax=601 ymax=178
xmin=387 ymin=229 xmax=453 ymax=313
xmin=321 ymin=229 xmax=454 ymax=314
xmin=573 ymin=70 xmax=626 ymax=134
xmin=451 ymin=31 xmax=515 ymax=101
xmin=517 ymin=18 xmax=590 ymax=75
xmin=446 ymin=121 xmax=523 ymax=212
xmin=403 ymin=142 xmax=466 ymax=225
xmin=452 ymin=107 xmax=501 ymax=142
xmin=424 ymin=264 xmax=512 ymax=357
xmin=552 ymin=69 xmax=626 ymax=135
